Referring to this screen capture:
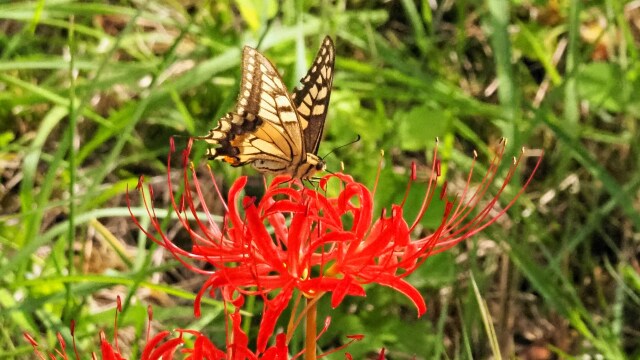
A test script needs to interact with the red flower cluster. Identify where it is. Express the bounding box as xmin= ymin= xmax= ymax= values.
xmin=24 ymin=297 xmax=296 ymax=360
xmin=28 ymin=136 xmax=540 ymax=359
xmin=129 ymin=138 xmax=541 ymax=353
